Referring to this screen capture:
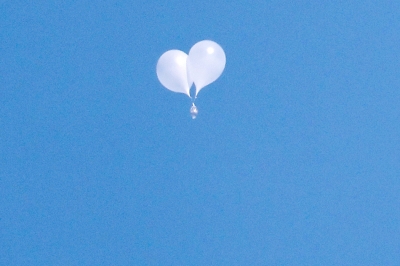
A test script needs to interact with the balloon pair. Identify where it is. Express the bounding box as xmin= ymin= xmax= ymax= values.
xmin=156 ymin=40 xmax=226 ymax=99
